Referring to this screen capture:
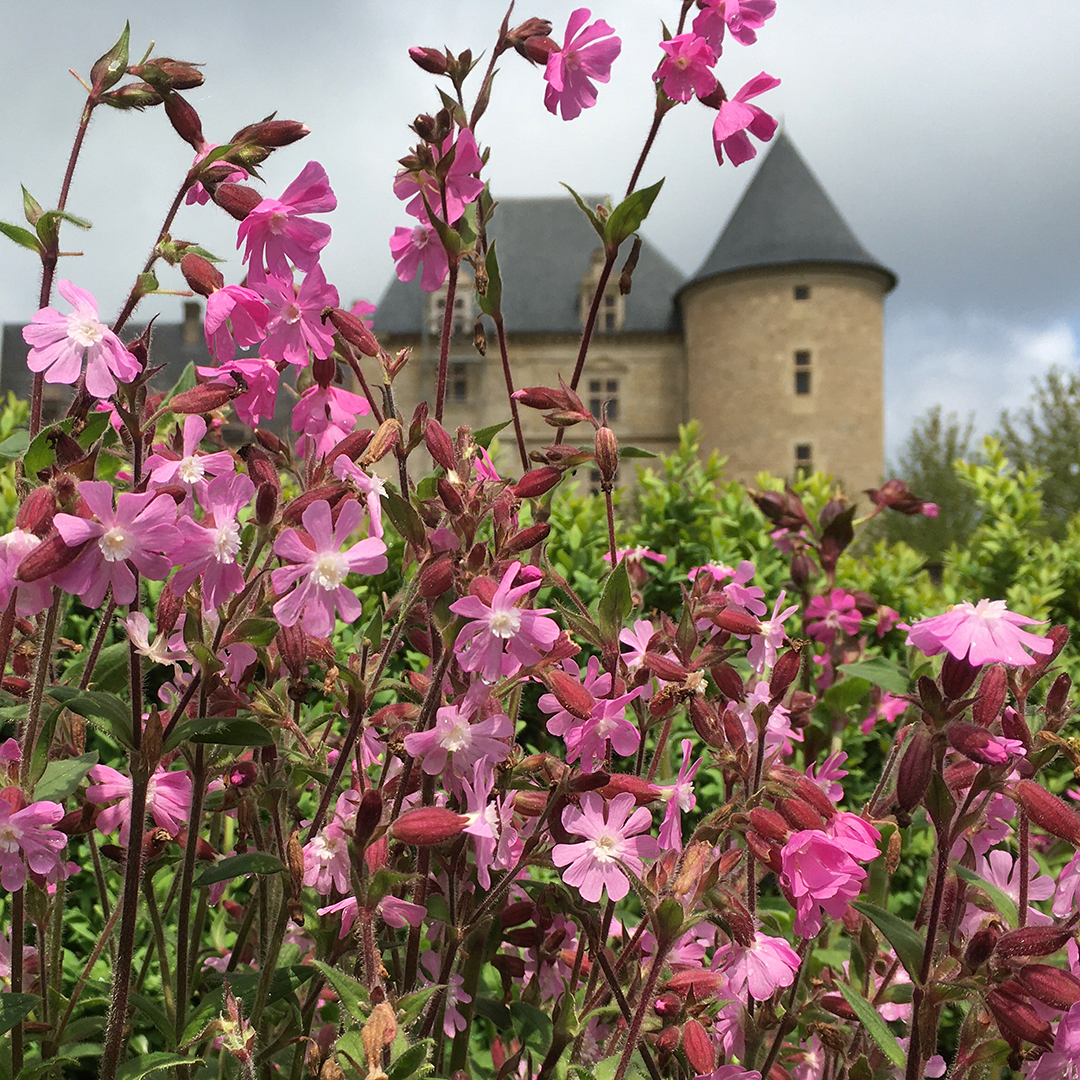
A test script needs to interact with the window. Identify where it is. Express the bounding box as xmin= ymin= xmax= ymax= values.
xmin=599 ymin=292 xmax=621 ymax=333
xmin=794 ymin=284 xmax=811 ymax=301
xmin=580 ymin=249 xmax=625 ymax=332
xmin=795 ymin=443 xmax=813 ymax=476
xmin=449 ymin=362 xmax=470 ymax=403
xmin=794 ymin=350 xmax=812 ymax=395
xmin=428 ymin=279 xmax=474 ymax=337
xmin=589 ymin=378 xmax=619 ymax=421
